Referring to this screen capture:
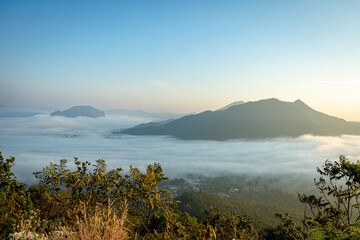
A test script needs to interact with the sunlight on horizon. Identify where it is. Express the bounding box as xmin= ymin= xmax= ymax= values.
xmin=1 ymin=1 xmax=360 ymax=120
